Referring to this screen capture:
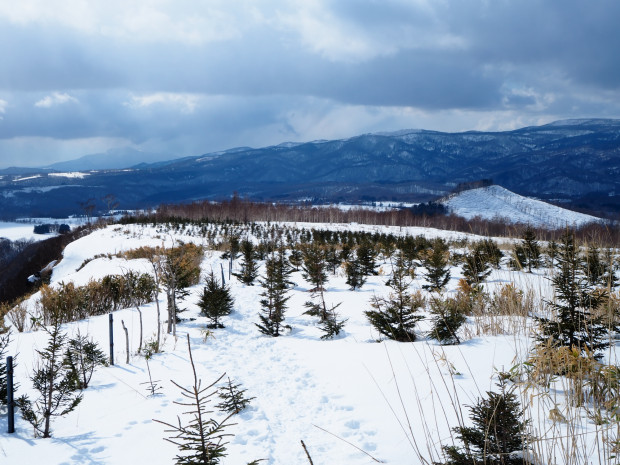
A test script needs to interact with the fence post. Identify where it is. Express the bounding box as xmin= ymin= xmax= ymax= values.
xmin=109 ymin=313 xmax=114 ymax=366
xmin=7 ymin=356 xmax=14 ymax=434
xmin=220 ymin=263 xmax=225 ymax=285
